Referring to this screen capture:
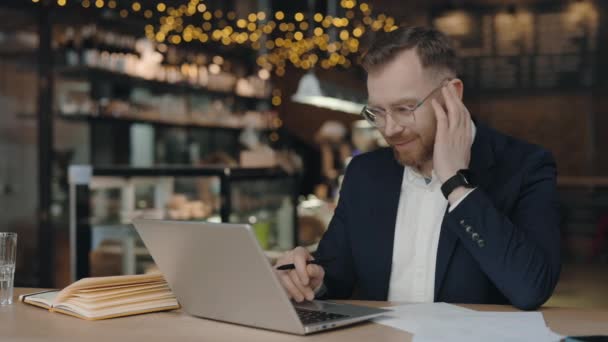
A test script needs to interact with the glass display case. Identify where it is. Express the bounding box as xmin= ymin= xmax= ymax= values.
xmin=68 ymin=165 xmax=299 ymax=281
